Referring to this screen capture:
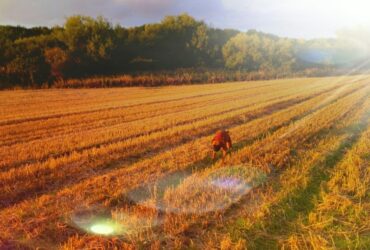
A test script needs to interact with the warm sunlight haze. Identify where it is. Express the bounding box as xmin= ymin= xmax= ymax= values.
xmin=0 ymin=1 xmax=369 ymax=249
